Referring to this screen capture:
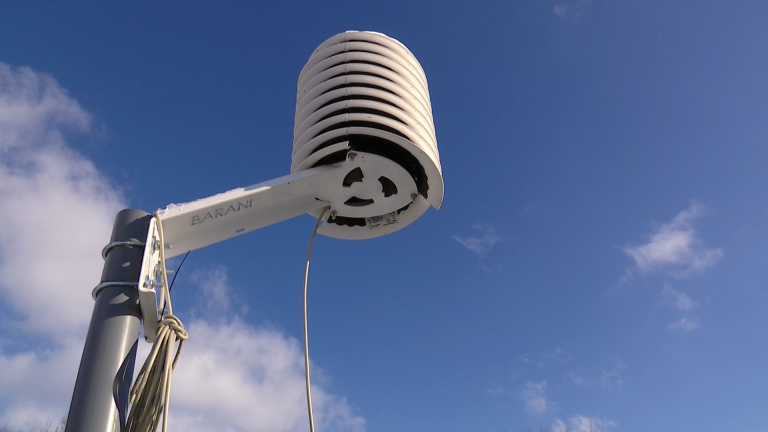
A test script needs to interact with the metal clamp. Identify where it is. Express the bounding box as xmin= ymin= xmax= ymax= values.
xmin=101 ymin=240 xmax=145 ymax=259
xmin=92 ymin=281 xmax=139 ymax=300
